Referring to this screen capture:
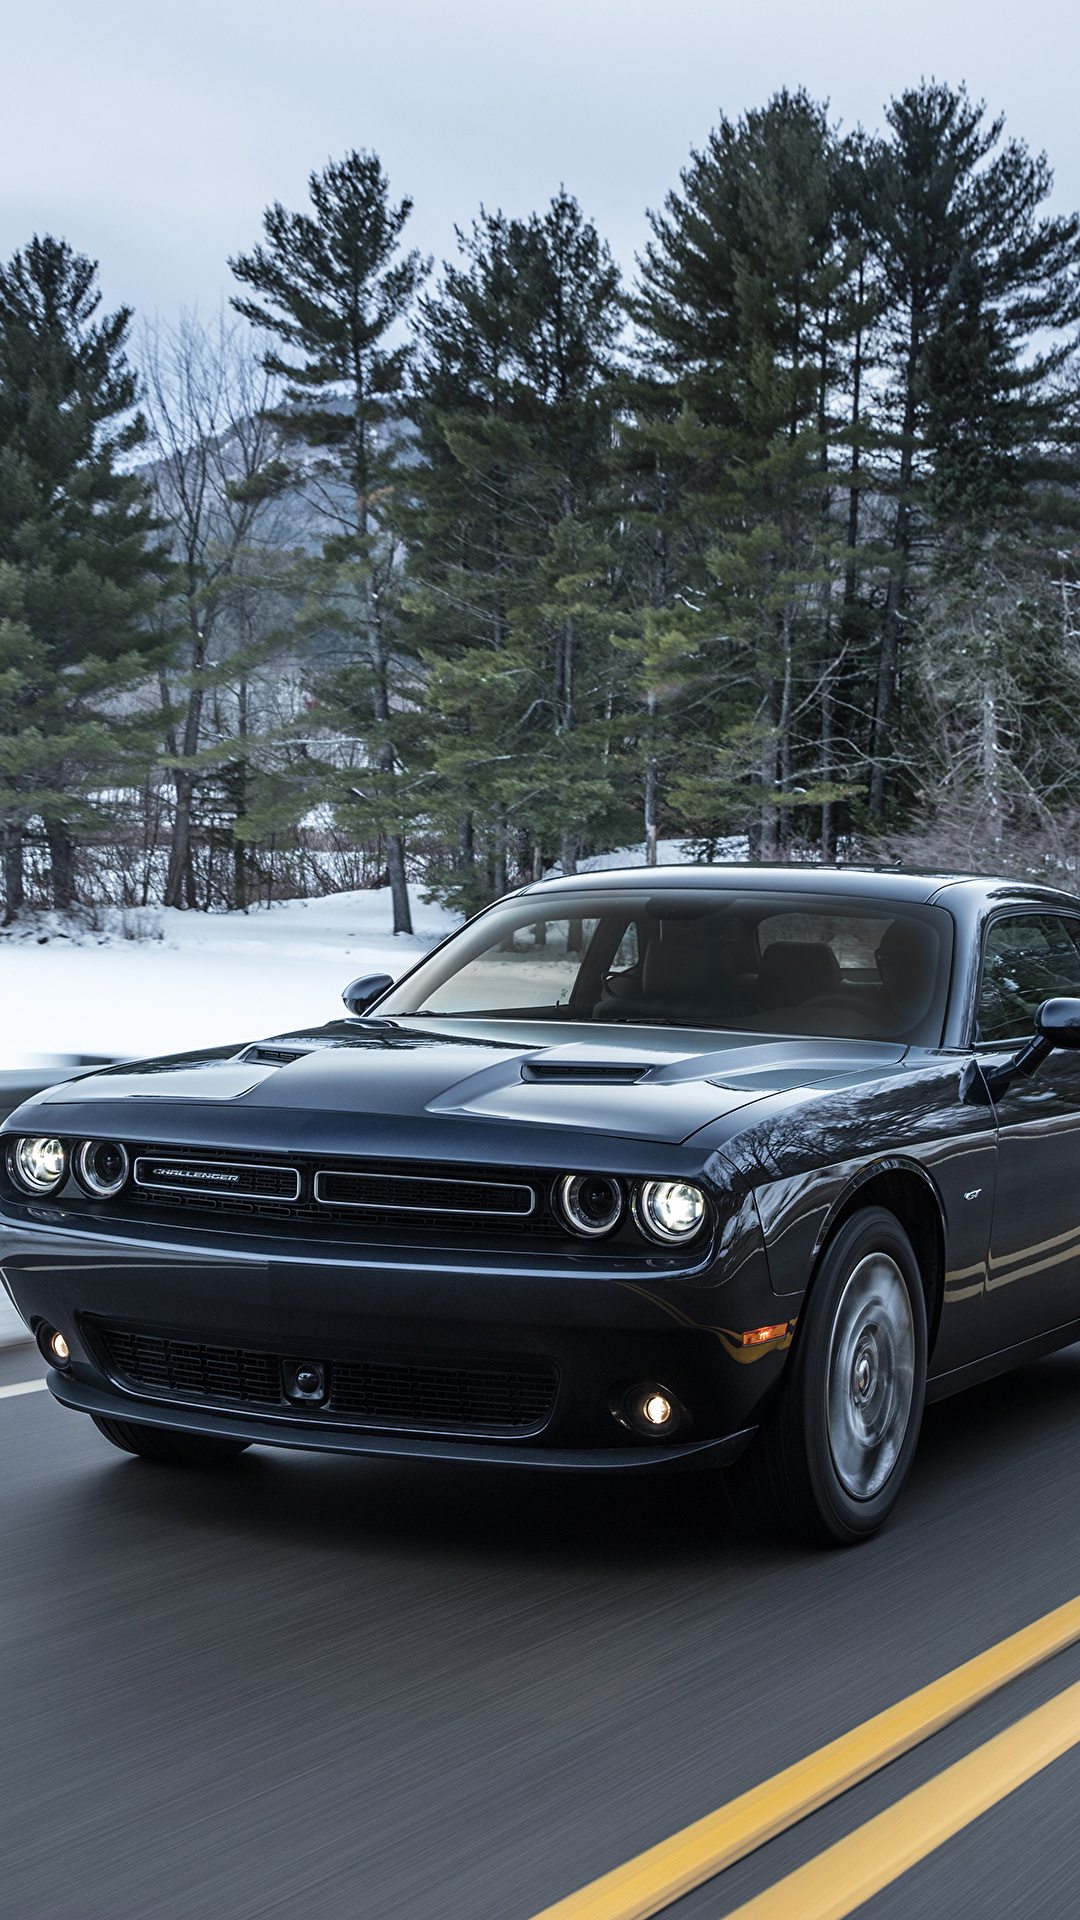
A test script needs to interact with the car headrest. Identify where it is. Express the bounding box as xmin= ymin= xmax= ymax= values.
xmin=755 ymin=940 xmax=841 ymax=1010
xmin=641 ymin=923 xmax=732 ymax=1004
